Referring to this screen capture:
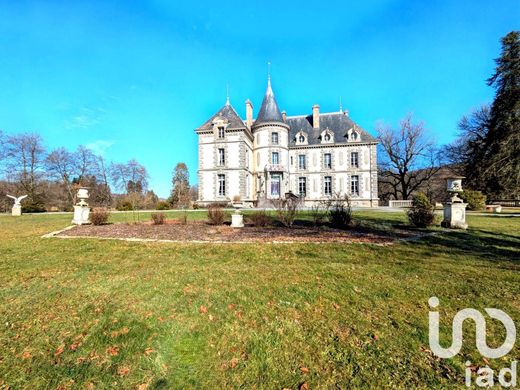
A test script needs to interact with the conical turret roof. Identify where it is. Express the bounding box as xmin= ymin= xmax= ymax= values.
xmin=254 ymin=78 xmax=284 ymax=126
